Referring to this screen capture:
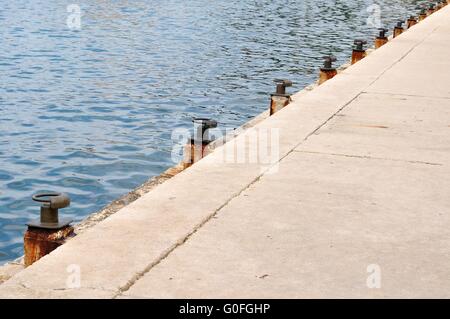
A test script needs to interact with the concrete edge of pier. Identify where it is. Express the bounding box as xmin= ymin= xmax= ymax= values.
xmin=0 ymin=5 xmax=449 ymax=298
